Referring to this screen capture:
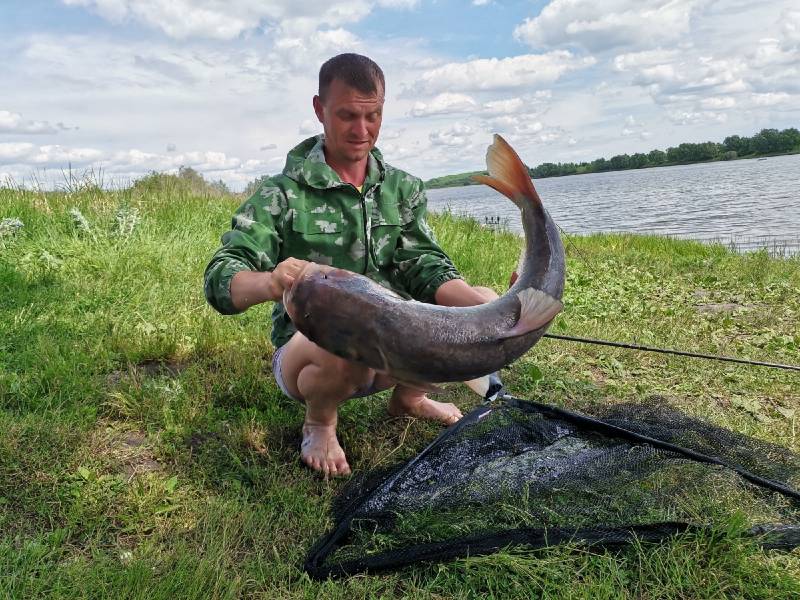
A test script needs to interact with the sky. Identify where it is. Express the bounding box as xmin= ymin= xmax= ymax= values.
xmin=1 ymin=0 xmax=798 ymax=191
